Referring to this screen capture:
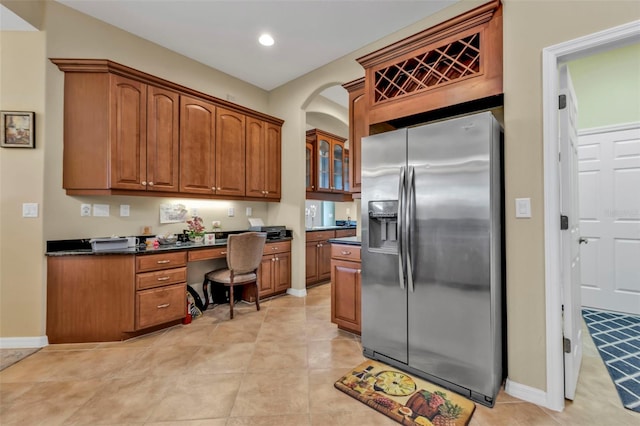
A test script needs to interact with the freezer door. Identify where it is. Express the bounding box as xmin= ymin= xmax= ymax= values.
xmin=361 ymin=128 xmax=408 ymax=364
xmin=407 ymin=112 xmax=502 ymax=399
